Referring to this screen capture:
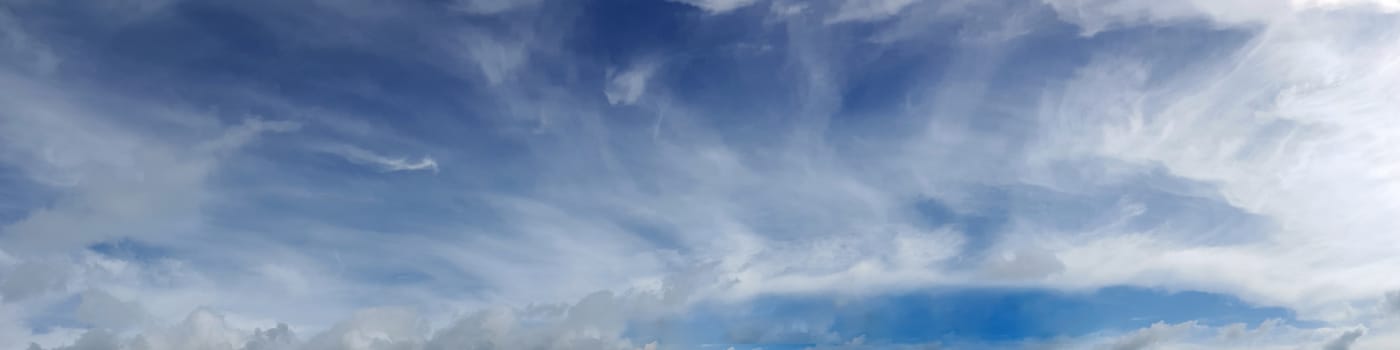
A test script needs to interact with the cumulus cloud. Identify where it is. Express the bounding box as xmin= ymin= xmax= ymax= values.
xmin=1101 ymin=321 xmax=1196 ymax=350
xmin=32 ymin=287 xmax=679 ymax=350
